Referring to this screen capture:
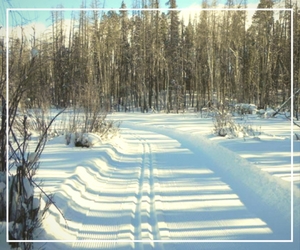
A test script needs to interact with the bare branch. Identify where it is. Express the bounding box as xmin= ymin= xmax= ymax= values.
xmin=31 ymin=179 xmax=69 ymax=228
xmin=34 ymin=108 xmax=67 ymax=153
